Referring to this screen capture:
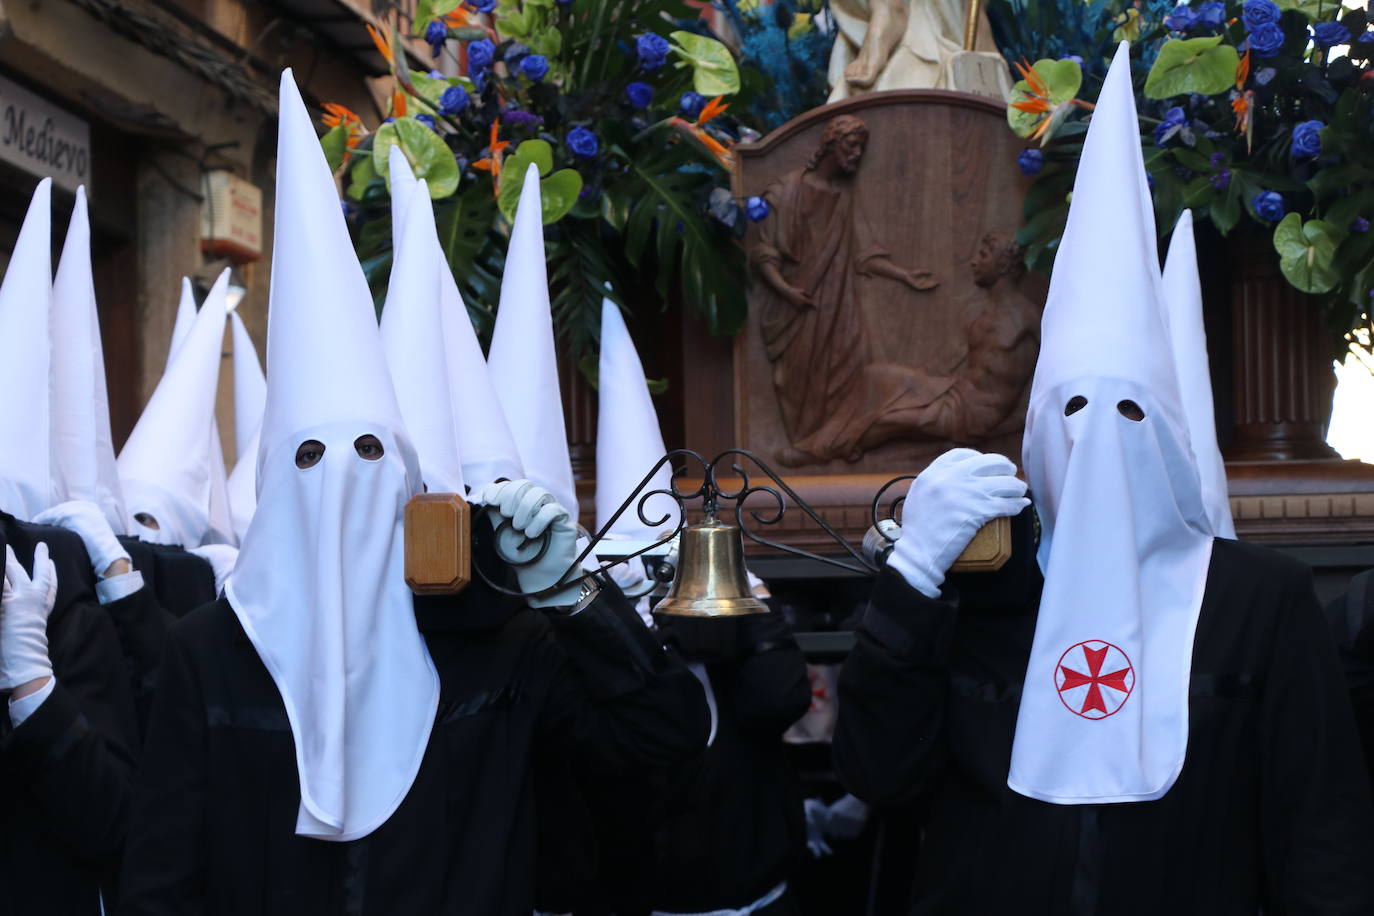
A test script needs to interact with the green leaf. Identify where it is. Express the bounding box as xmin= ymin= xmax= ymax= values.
xmin=1273 ymin=213 xmax=1343 ymax=293
xmin=374 ymin=118 xmax=460 ymax=198
xmin=1144 ymin=36 xmax=1239 ymax=99
xmin=409 ymin=70 xmax=469 ymax=108
xmin=320 ymin=124 xmax=349 ymax=174
xmin=496 ymin=141 xmax=582 ymax=224
xmin=526 ymin=25 xmax=563 ymax=58
xmin=1006 ymin=58 xmax=1082 ymax=141
xmin=347 ymin=155 xmax=378 ymax=201
xmin=1209 ymin=178 xmax=1241 ymax=235
xmin=1112 ymin=8 xmax=1142 ymax=43
xmin=669 ymin=31 xmax=740 ymax=96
